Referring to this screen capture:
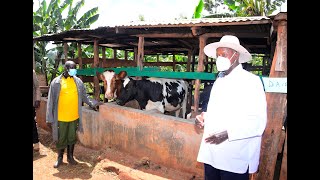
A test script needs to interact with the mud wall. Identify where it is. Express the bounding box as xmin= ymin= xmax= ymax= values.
xmin=36 ymin=97 xmax=203 ymax=175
